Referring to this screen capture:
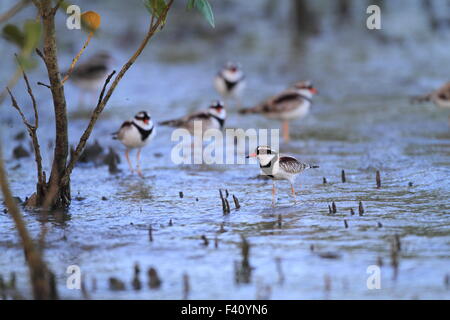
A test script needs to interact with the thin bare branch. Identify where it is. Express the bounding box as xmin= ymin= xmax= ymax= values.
xmin=35 ymin=48 xmax=45 ymax=61
xmin=0 ymin=0 xmax=30 ymax=24
xmin=51 ymin=0 xmax=63 ymax=16
xmin=6 ymin=87 xmax=32 ymax=128
xmin=62 ymin=70 xmax=116 ymax=181
xmin=15 ymin=54 xmax=39 ymax=128
xmin=37 ymin=81 xmax=51 ymax=89
xmin=7 ymin=87 xmax=44 ymax=187
xmin=61 ymin=0 xmax=174 ymax=183
xmin=61 ymin=31 xmax=94 ymax=84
